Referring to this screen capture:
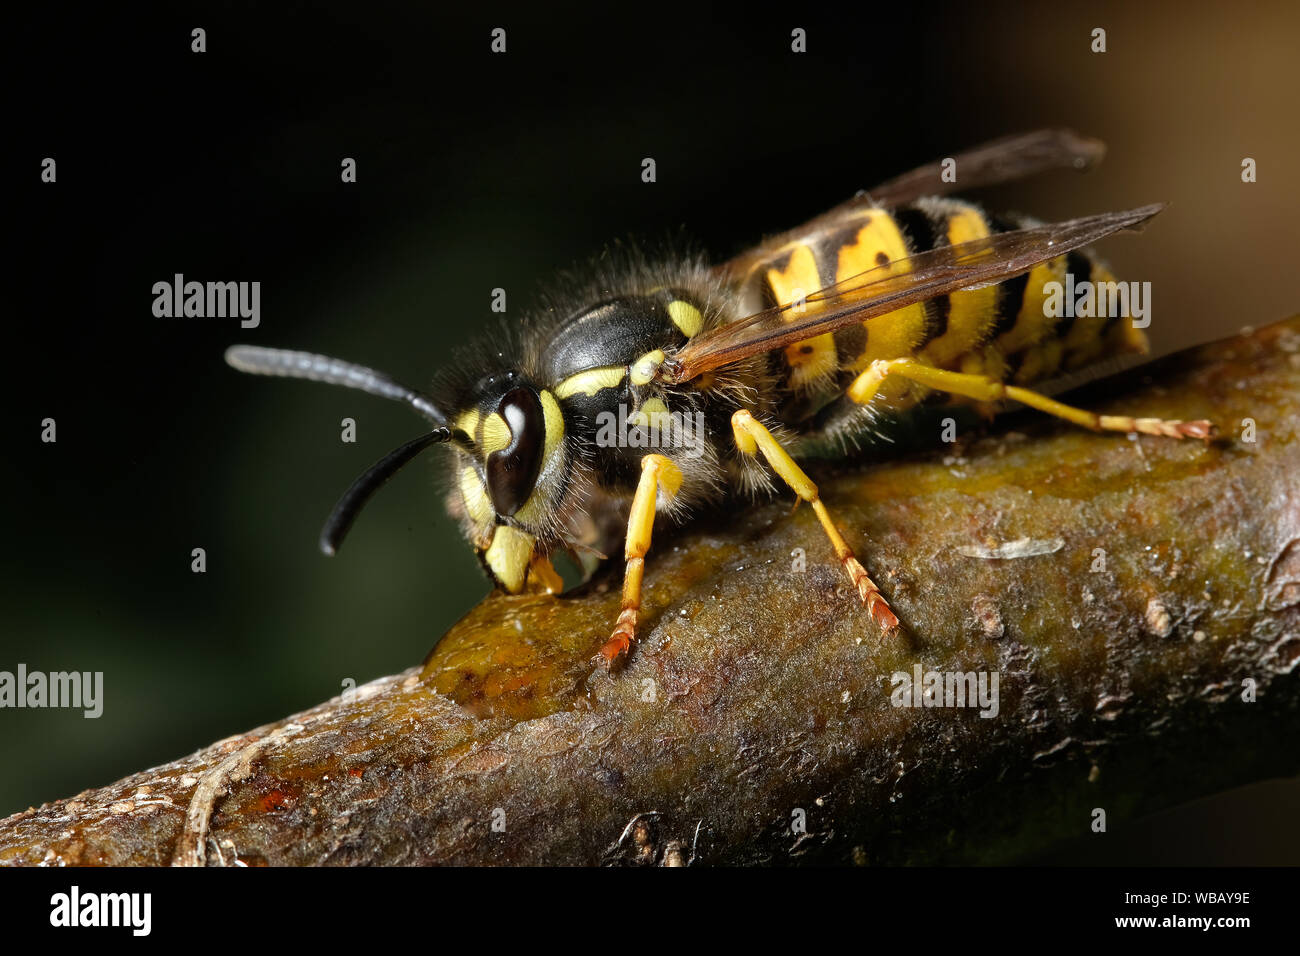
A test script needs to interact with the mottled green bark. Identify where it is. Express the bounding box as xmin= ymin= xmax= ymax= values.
xmin=3 ymin=319 xmax=1297 ymax=866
